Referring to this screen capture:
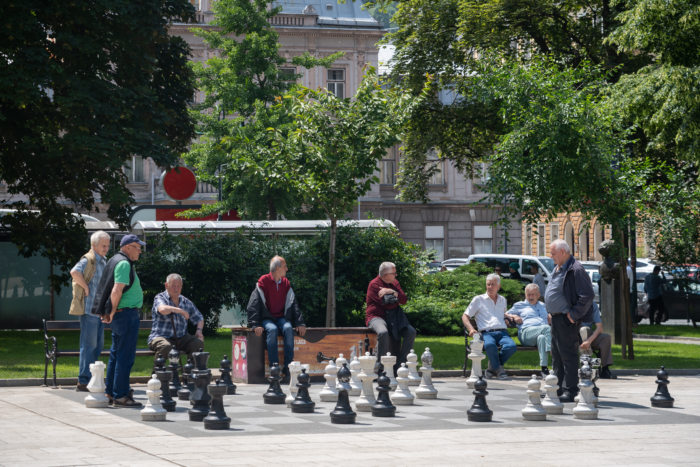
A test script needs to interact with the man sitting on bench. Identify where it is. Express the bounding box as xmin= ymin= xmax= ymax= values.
xmin=506 ymin=283 xmax=552 ymax=378
xmin=580 ymin=301 xmax=616 ymax=379
xmin=462 ymin=273 xmax=517 ymax=380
